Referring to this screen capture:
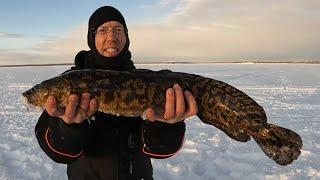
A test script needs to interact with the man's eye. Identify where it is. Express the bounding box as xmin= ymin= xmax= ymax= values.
xmin=98 ymin=29 xmax=107 ymax=34
xmin=116 ymin=28 xmax=124 ymax=32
